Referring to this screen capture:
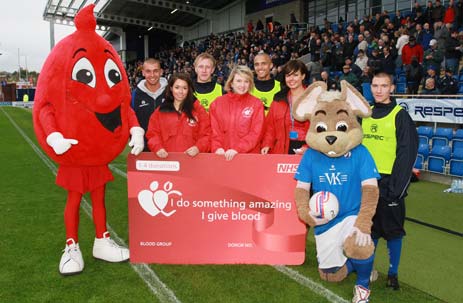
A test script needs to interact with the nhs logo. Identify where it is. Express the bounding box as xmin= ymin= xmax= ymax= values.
xmin=277 ymin=163 xmax=299 ymax=173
